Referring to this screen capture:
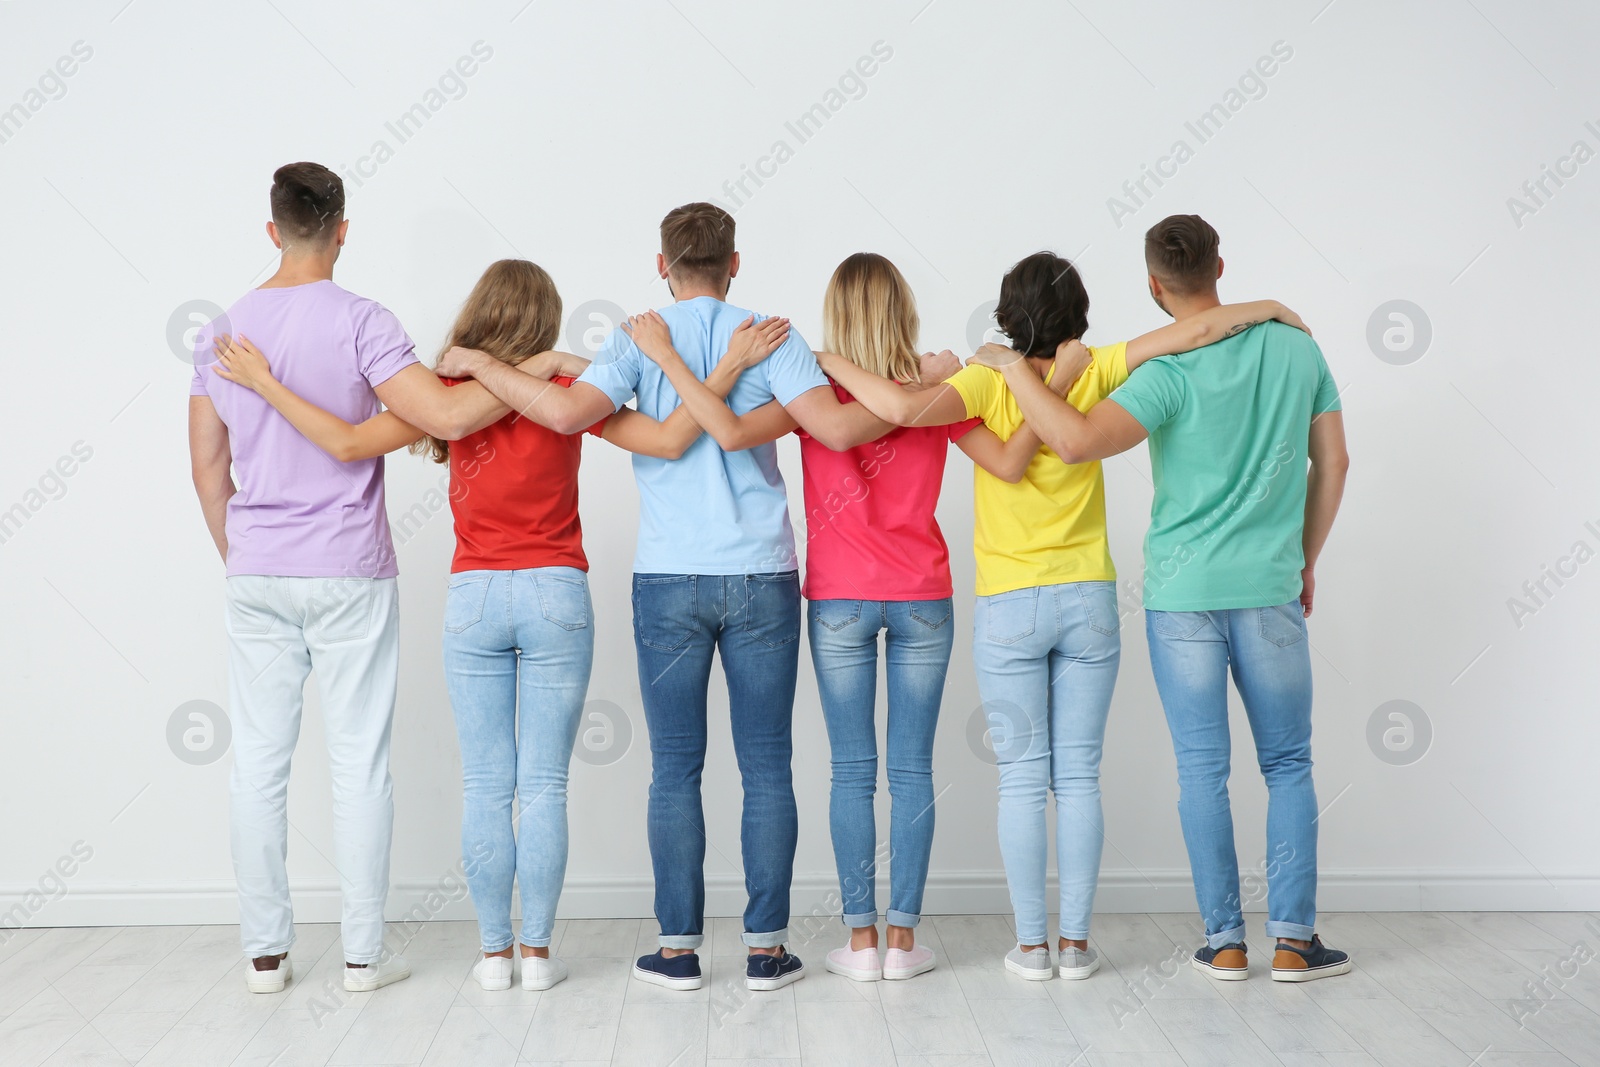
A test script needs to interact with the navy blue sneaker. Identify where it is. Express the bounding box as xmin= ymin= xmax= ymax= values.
xmin=1272 ymin=935 xmax=1351 ymax=982
xmin=1191 ymin=942 xmax=1249 ymax=981
xmin=633 ymin=950 xmax=703 ymax=990
xmin=746 ymin=948 xmax=805 ymax=991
